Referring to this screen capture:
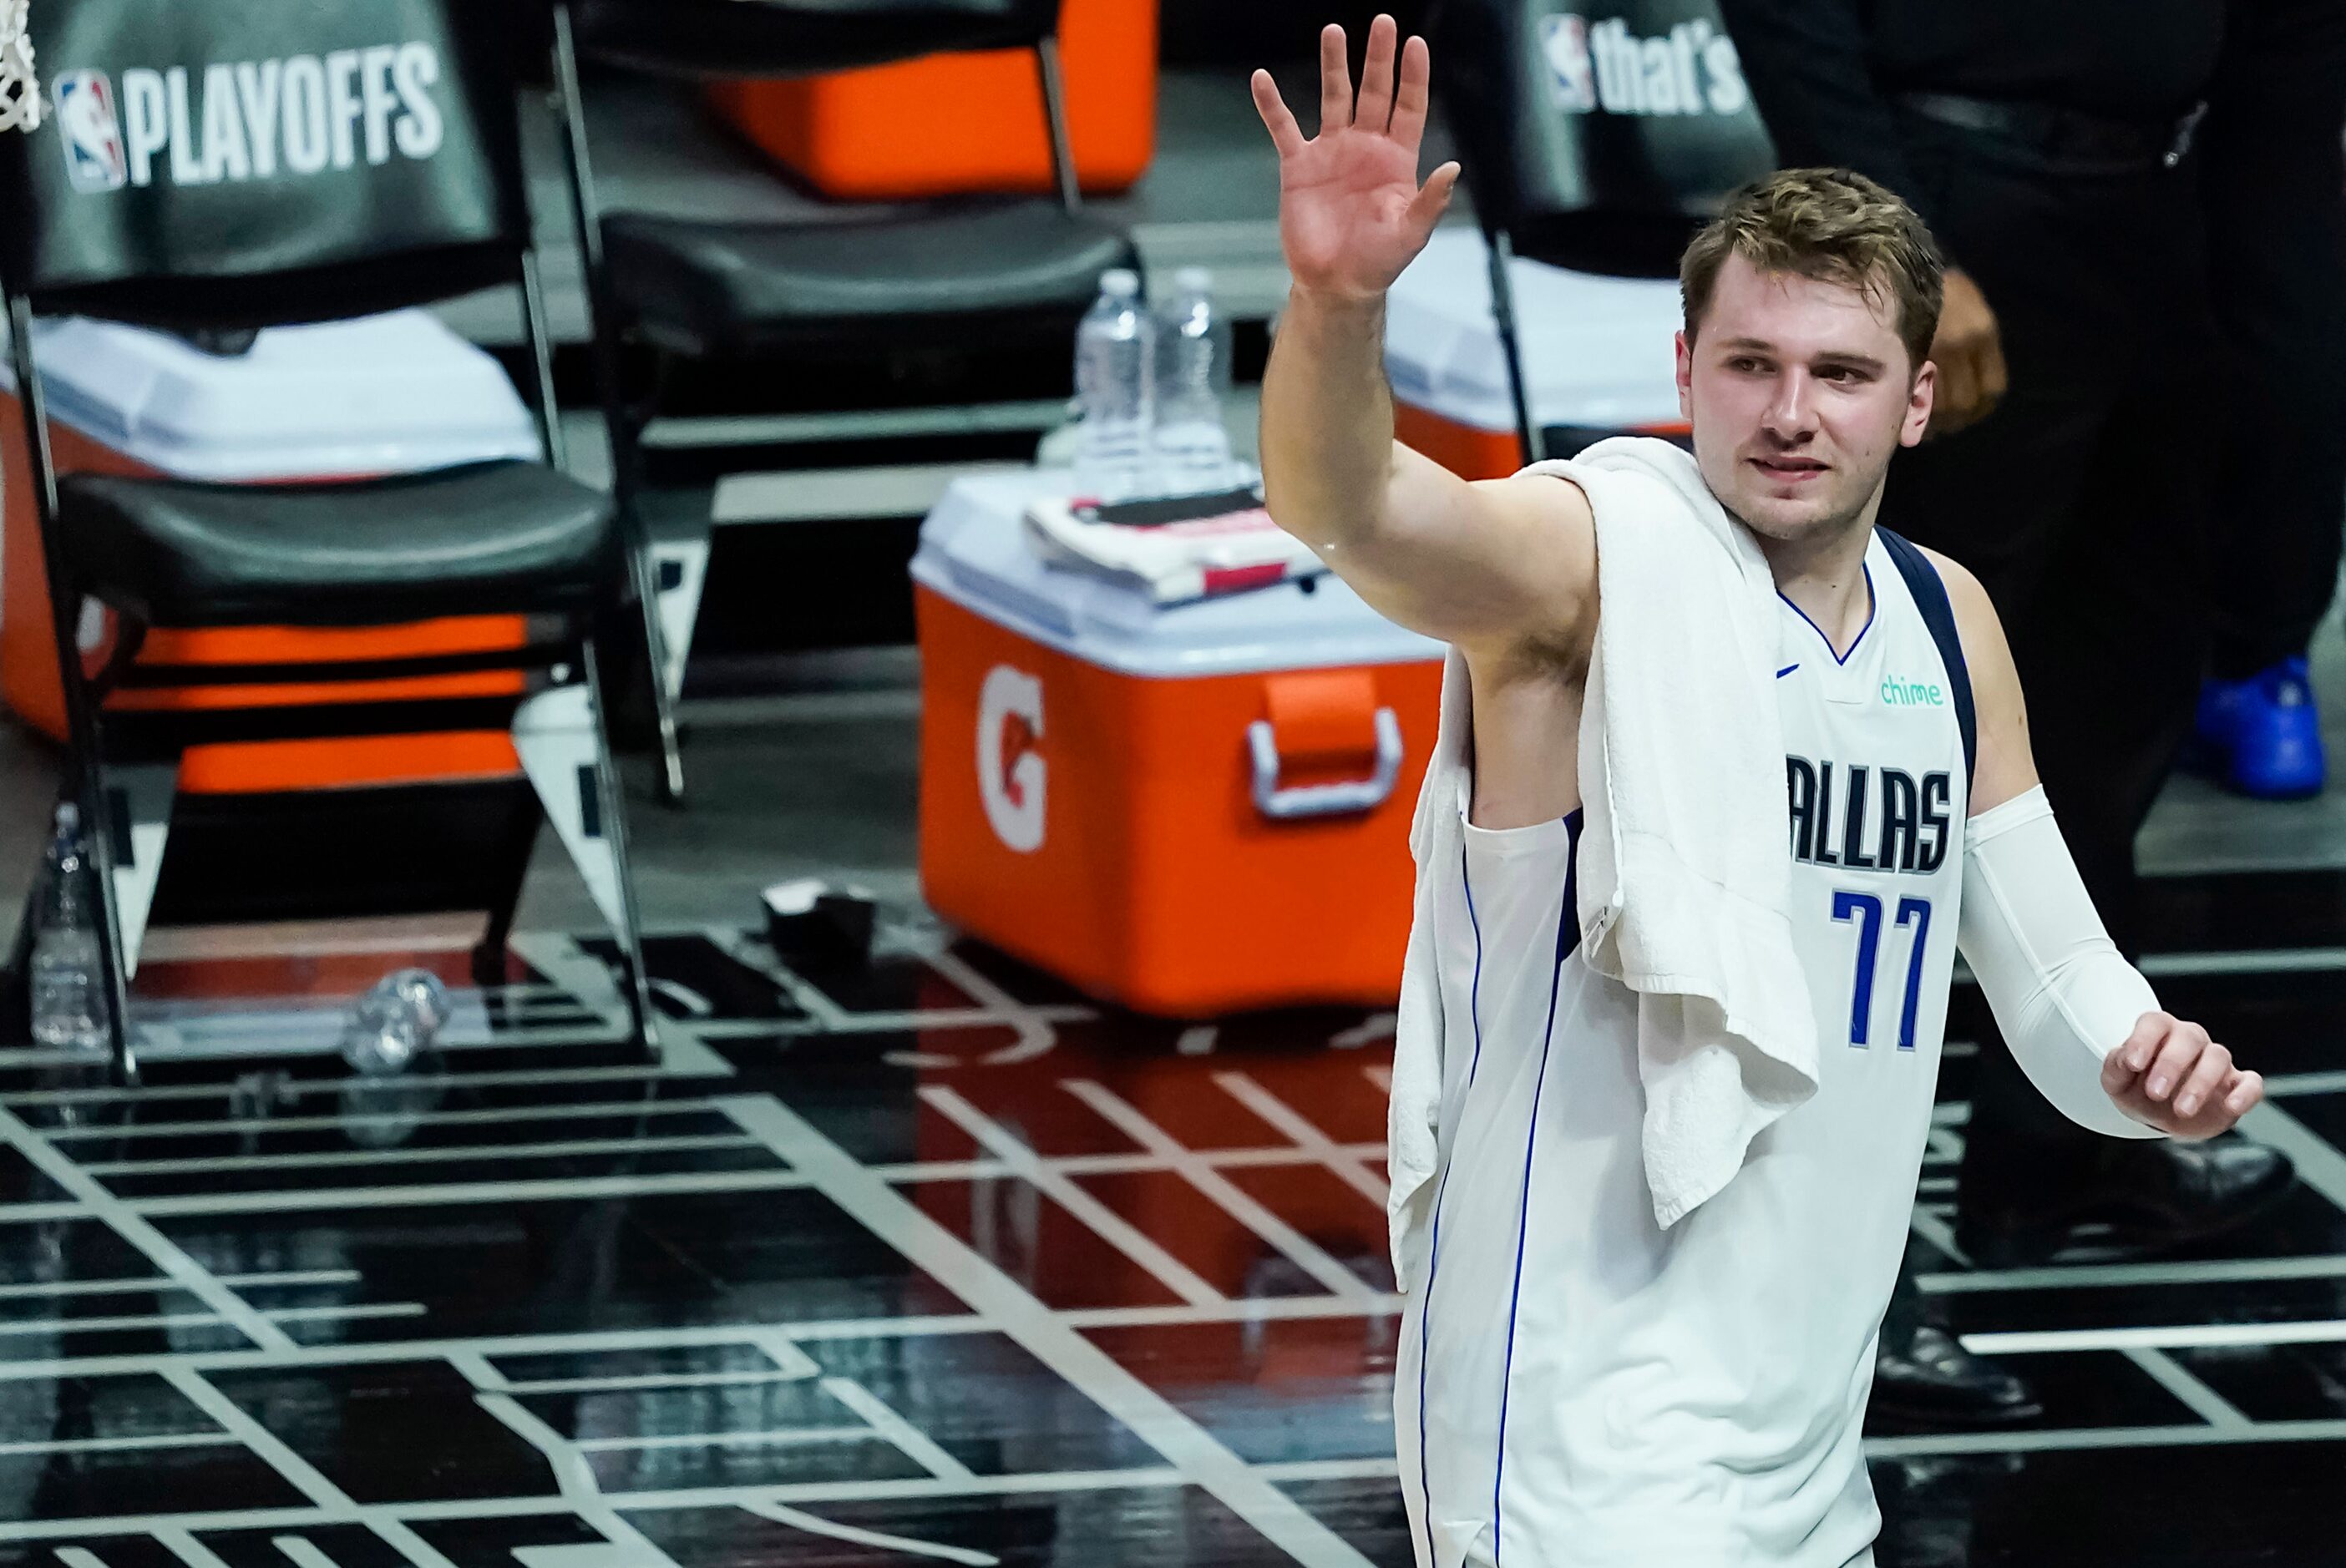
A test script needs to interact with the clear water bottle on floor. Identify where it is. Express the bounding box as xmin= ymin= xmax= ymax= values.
xmin=30 ymin=802 xmax=107 ymax=1053
xmin=342 ymin=968 xmax=451 ymax=1076
xmin=1153 ymin=266 xmax=1236 ymax=495
xmin=1073 ymin=268 xmax=1155 ymax=503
